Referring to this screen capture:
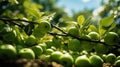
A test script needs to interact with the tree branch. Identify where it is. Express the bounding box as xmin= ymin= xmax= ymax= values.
xmin=0 ymin=18 xmax=120 ymax=48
